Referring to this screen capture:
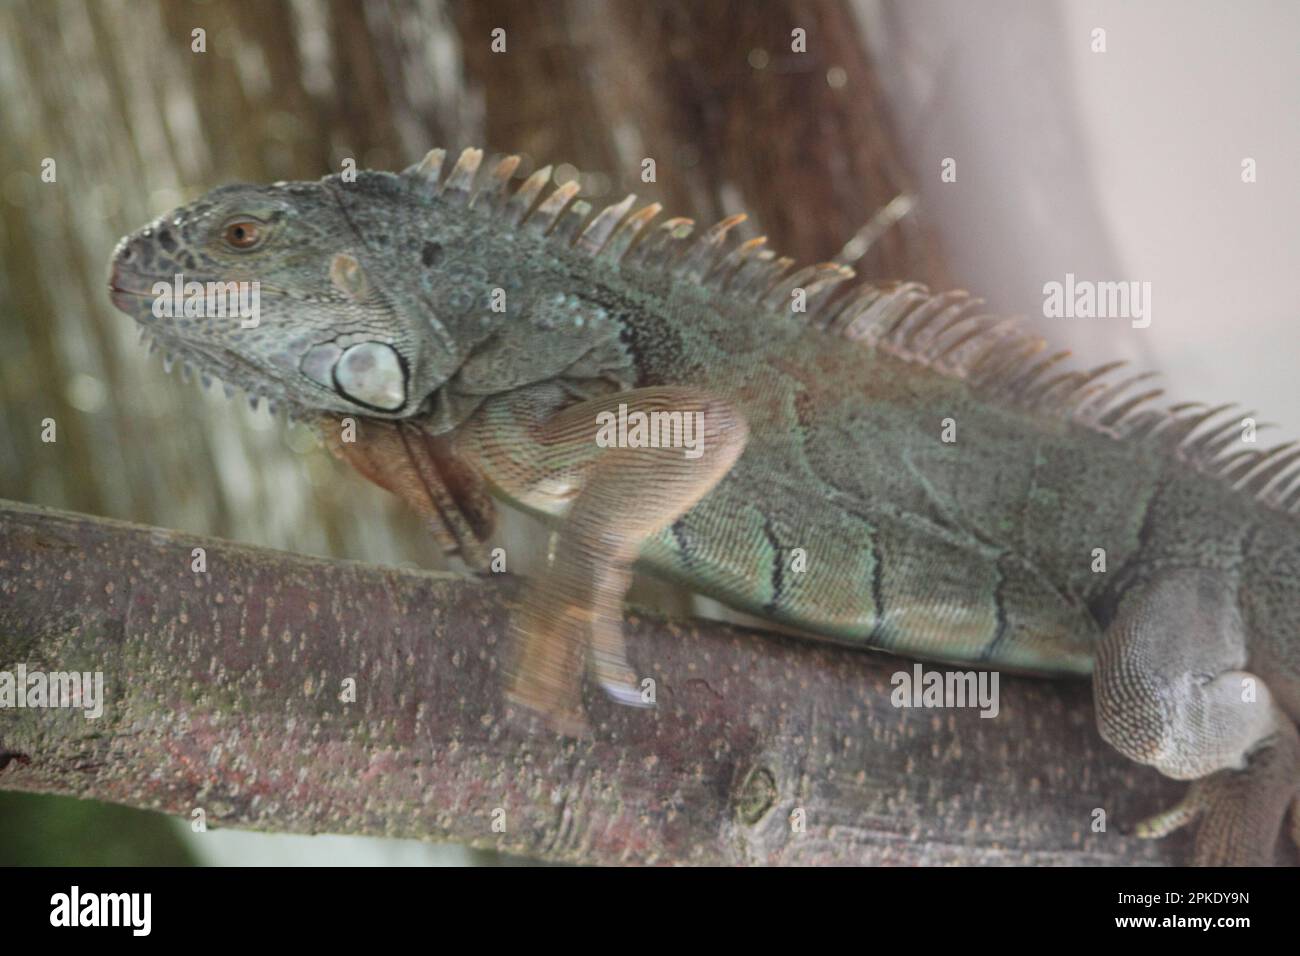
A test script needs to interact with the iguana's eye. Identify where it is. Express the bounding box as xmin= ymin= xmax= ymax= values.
xmin=222 ymin=220 xmax=264 ymax=251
